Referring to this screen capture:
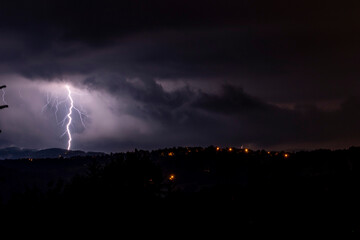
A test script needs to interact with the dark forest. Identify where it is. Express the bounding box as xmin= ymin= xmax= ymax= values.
xmin=1 ymin=146 xmax=360 ymax=234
